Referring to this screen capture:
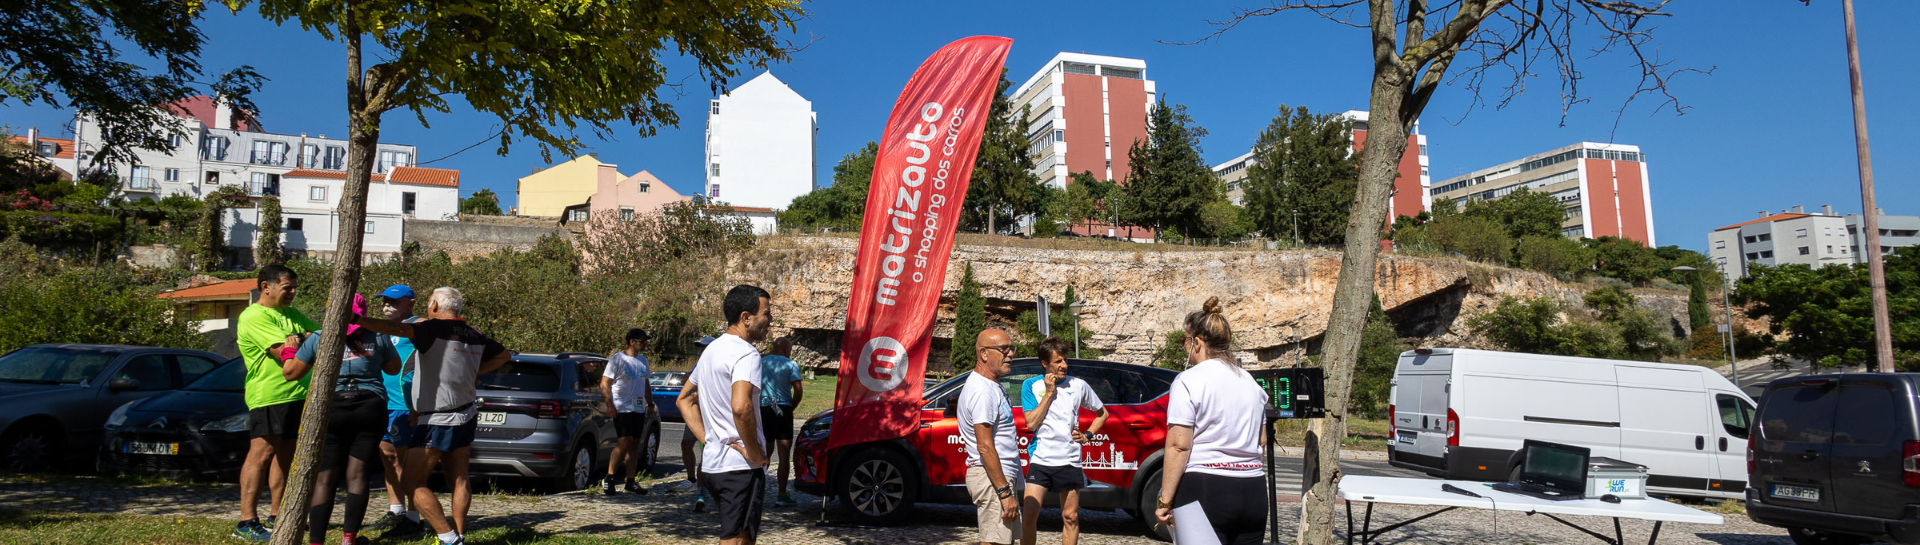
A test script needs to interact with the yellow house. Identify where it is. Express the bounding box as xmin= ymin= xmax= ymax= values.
xmin=516 ymin=154 xmax=623 ymax=218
